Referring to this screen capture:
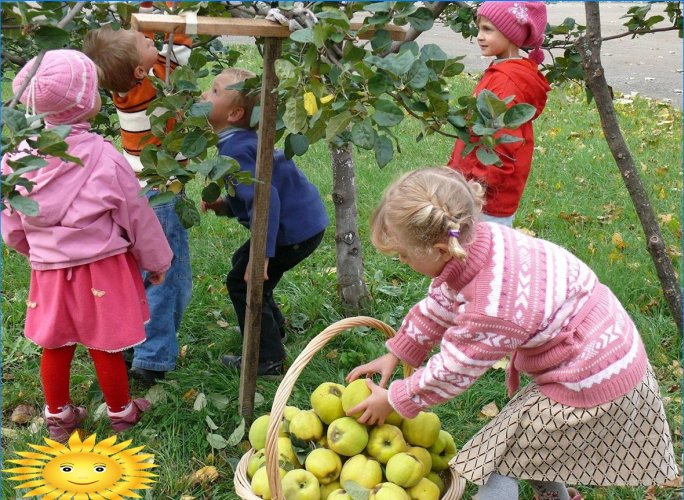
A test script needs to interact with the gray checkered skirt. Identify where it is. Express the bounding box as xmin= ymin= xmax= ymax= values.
xmin=450 ymin=365 xmax=678 ymax=486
